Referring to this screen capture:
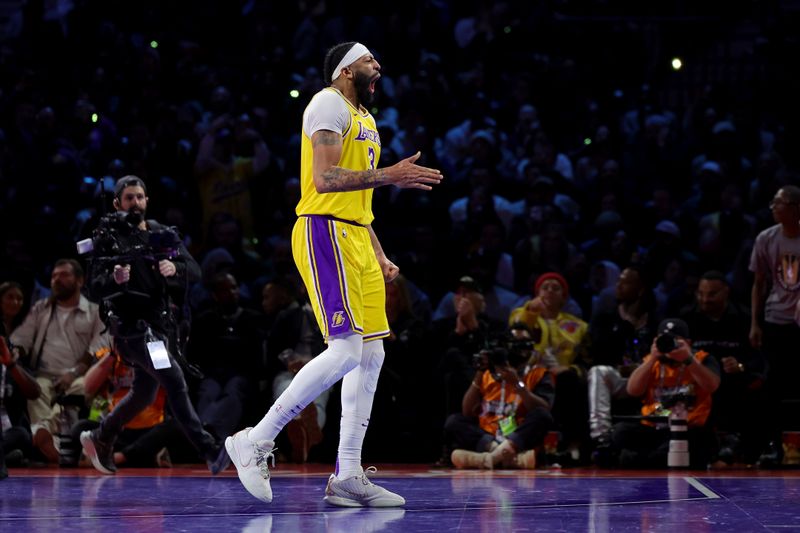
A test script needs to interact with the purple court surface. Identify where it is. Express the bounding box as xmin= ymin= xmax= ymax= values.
xmin=2 ymin=465 xmax=800 ymax=532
